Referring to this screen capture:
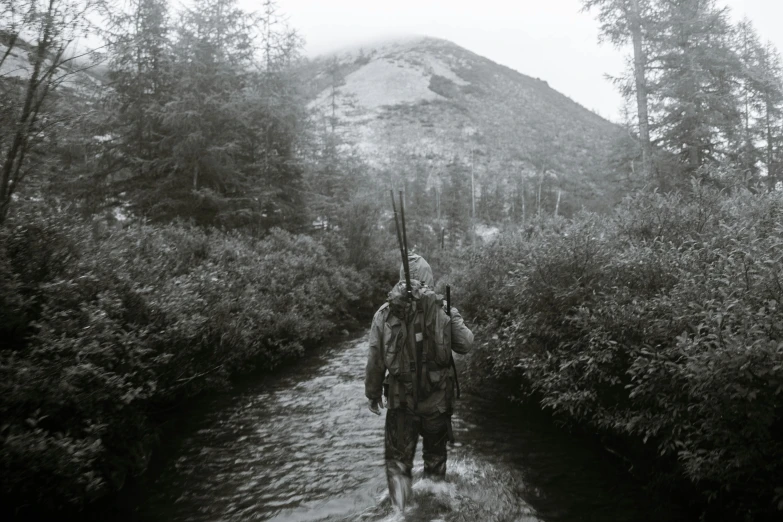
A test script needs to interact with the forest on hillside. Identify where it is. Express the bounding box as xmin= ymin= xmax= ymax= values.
xmin=1 ymin=0 xmax=783 ymax=520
